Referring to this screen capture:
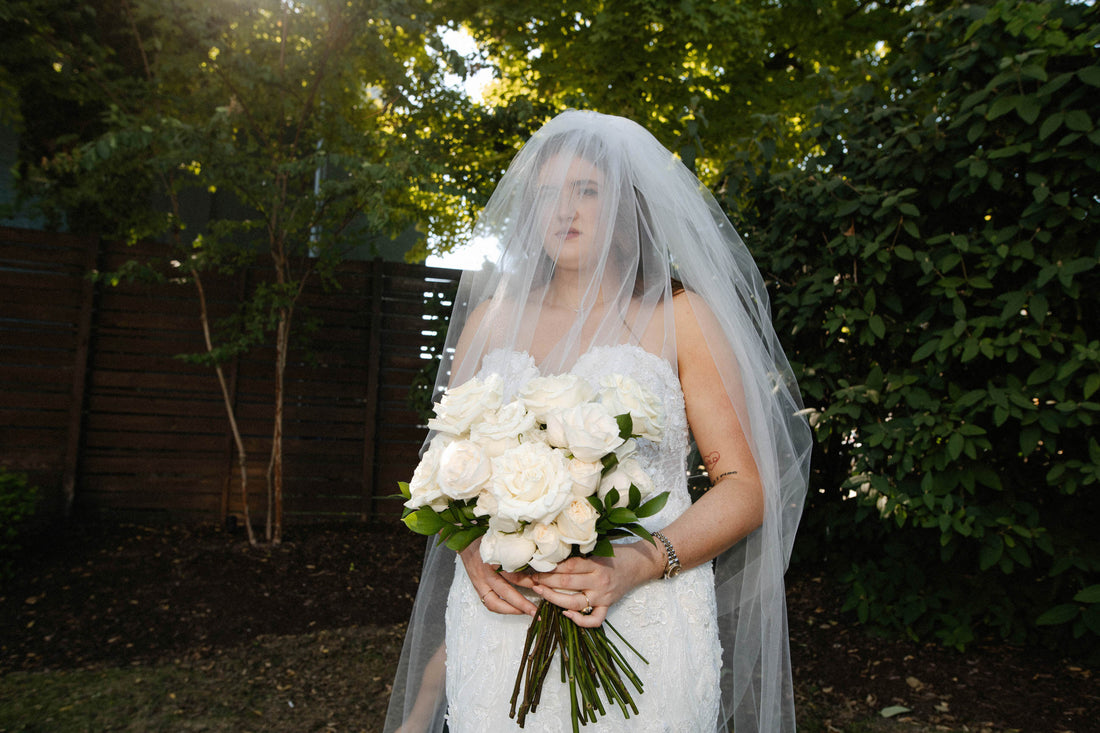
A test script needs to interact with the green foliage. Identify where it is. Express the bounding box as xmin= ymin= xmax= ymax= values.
xmin=729 ymin=0 xmax=1100 ymax=652
xmin=438 ymin=0 xmax=913 ymax=182
xmin=0 ymin=468 xmax=38 ymax=580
